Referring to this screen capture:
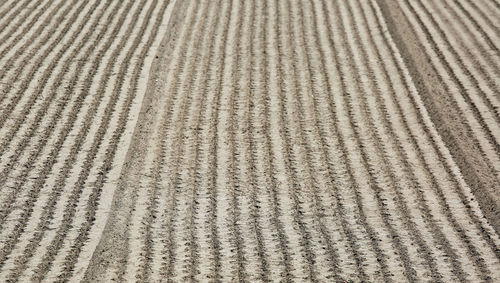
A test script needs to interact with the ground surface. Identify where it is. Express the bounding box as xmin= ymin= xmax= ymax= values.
xmin=0 ymin=0 xmax=499 ymax=282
